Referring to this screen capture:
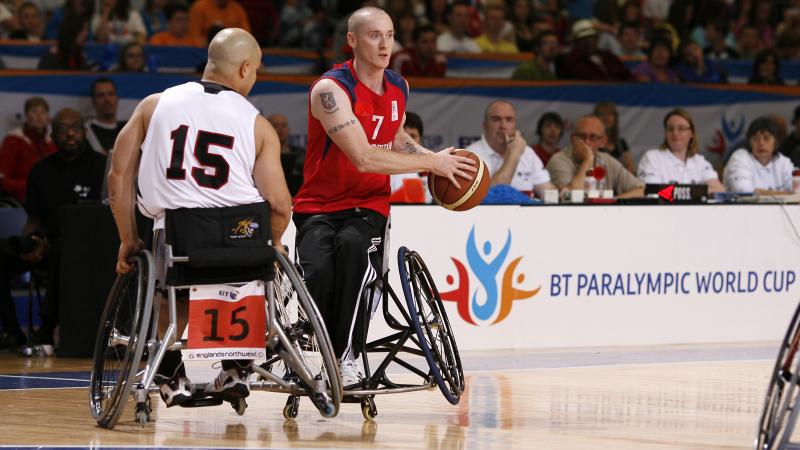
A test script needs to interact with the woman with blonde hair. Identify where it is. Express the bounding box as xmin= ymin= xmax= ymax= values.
xmin=637 ymin=108 xmax=725 ymax=192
